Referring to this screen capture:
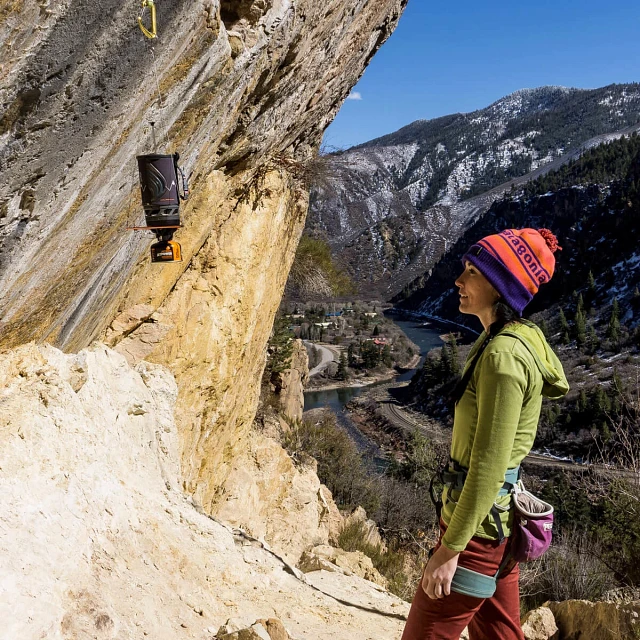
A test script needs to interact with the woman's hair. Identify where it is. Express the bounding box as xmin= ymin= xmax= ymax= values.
xmin=488 ymin=301 xmax=521 ymax=336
